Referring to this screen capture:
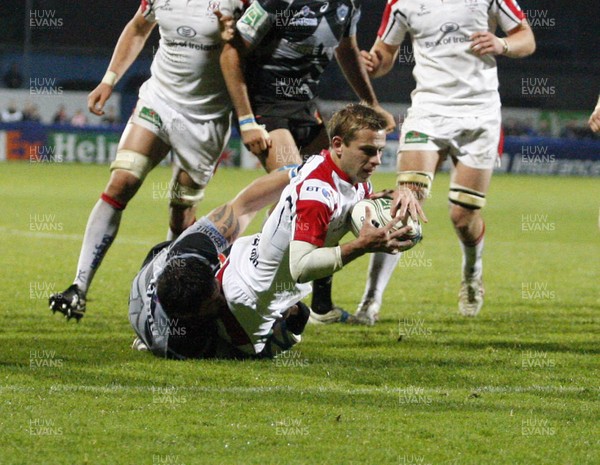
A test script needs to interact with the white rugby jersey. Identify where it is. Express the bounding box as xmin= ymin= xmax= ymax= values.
xmin=378 ymin=0 xmax=526 ymax=116
xmin=141 ymin=0 xmax=245 ymax=119
xmin=221 ymin=151 xmax=371 ymax=353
